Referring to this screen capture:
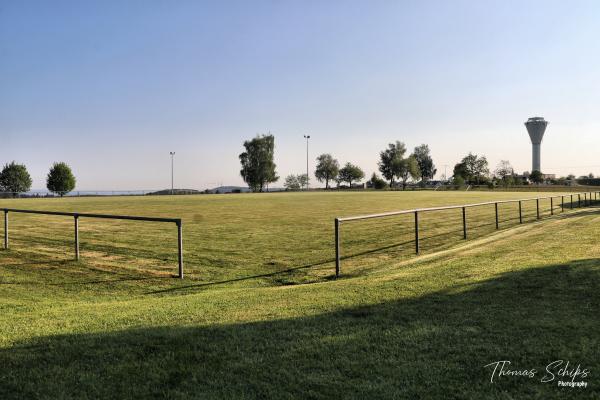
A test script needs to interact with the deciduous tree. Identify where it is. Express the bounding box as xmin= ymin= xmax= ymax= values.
xmin=314 ymin=154 xmax=339 ymax=189
xmin=284 ymin=175 xmax=301 ymax=191
xmin=530 ymin=170 xmax=543 ymax=184
xmin=378 ymin=141 xmax=406 ymax=187
xmin=413 ymin=144 xmax=436 ymax=184
xmin=0 ymin=161 xmax=32 ymax=196
xmin=239 ymin=134 xmax=279 ymax=192
xmin=338 ymin=163 xmax=364 ymax=187
xmin=453 ymin=153 xmax=489 ymax=185
xmin=398 ymin=156 xmax=420 ymax=190
xmin=46 ymin=162 xmax=76 ymax=197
